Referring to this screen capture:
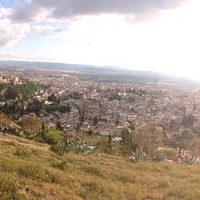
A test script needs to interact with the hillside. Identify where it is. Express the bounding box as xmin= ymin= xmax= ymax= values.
xmin=0 ymin=133 xmax=200 ymax=199
xmin=0 ymin=82 xmax=40 ymax=100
